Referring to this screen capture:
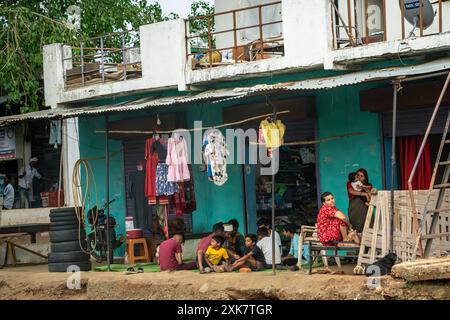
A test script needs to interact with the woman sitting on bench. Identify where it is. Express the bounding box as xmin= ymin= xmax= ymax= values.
xmin=317 ymin=192 xmax=360 ymax=247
